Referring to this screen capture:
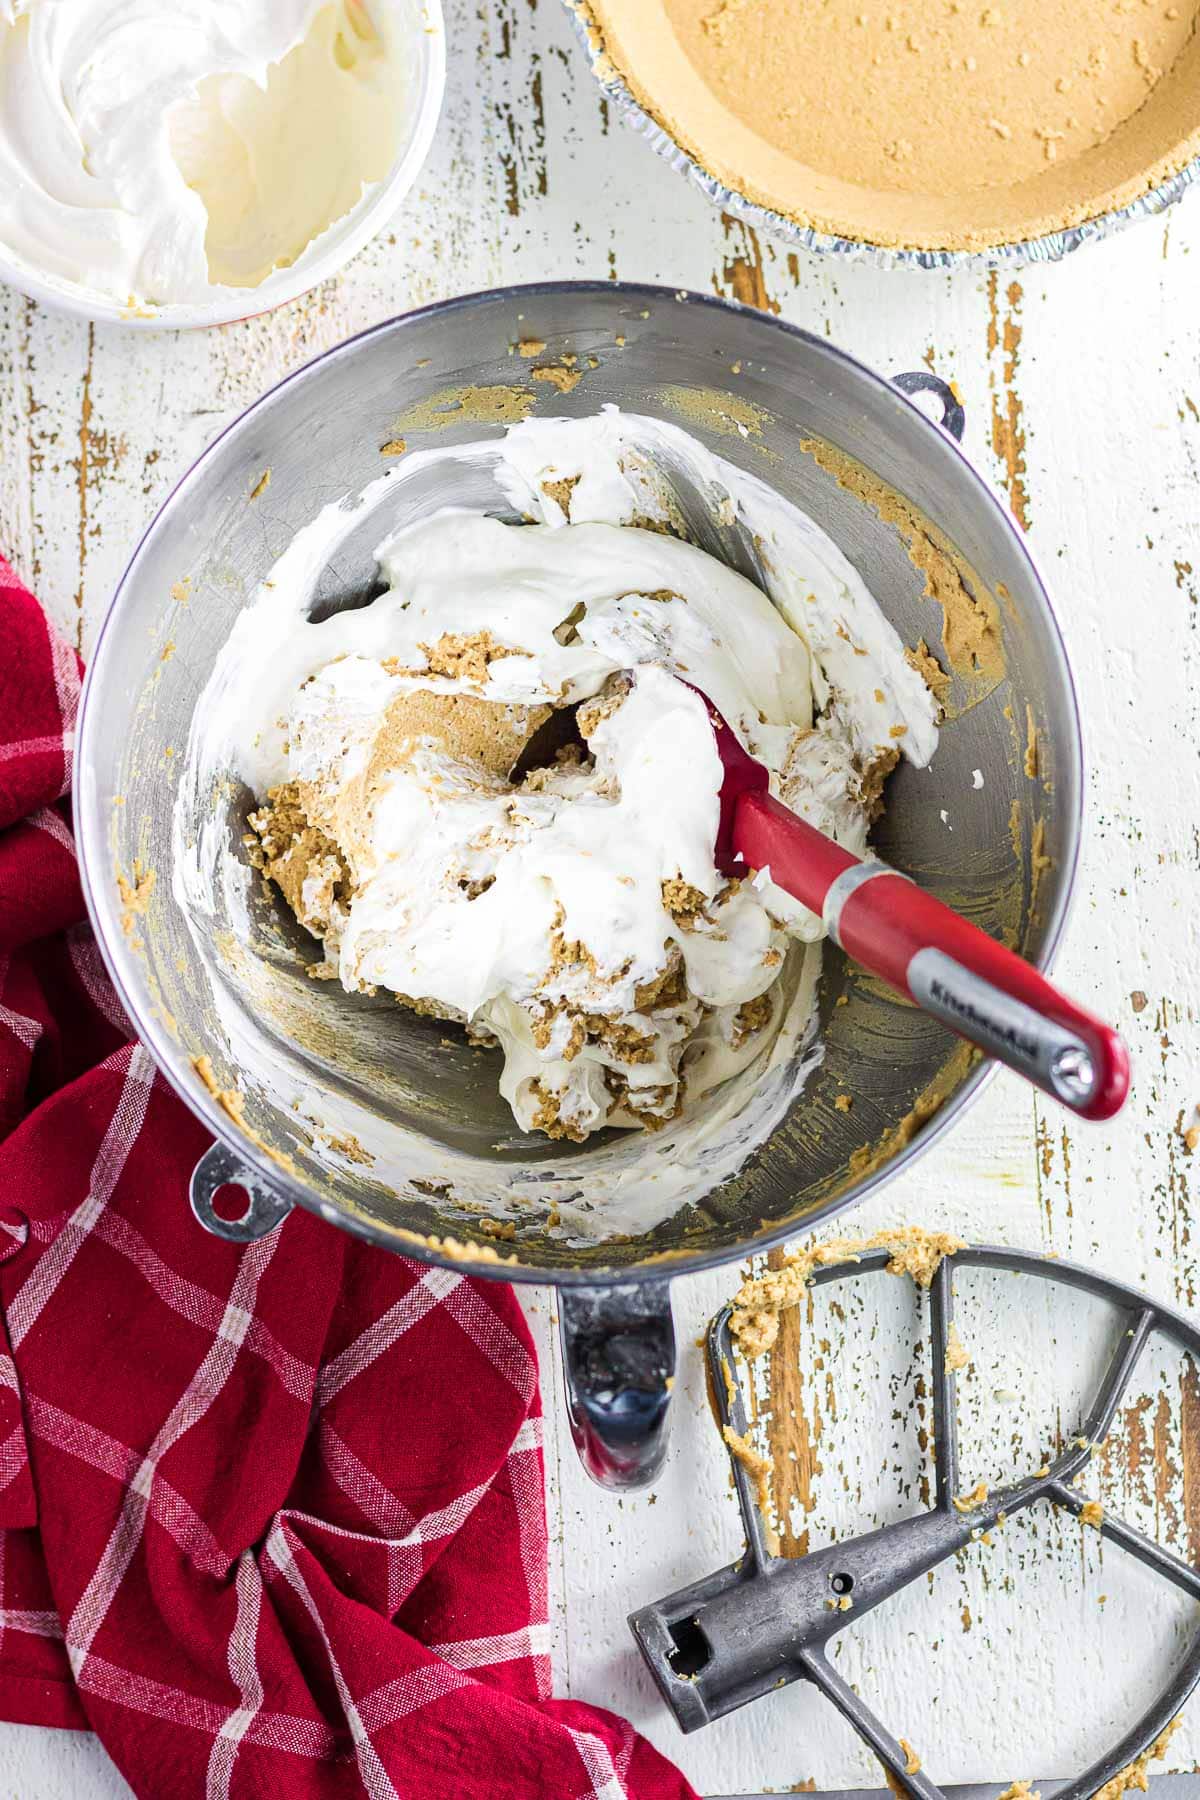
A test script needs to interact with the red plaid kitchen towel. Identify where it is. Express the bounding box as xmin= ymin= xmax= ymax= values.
xmin=0 ymin=561 xmax=697 ymax=1799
